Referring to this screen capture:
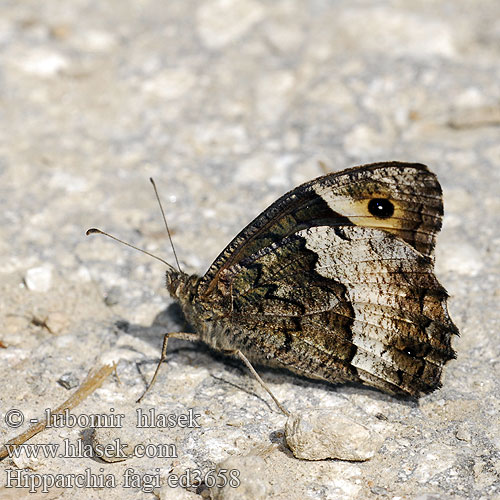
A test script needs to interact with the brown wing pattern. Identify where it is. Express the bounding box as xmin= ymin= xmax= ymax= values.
xmin=192 ymin=162 xmax=456 ymax=396
xmin=199 ymin=162 xmax=443 ymax=297
xmin=217 ymin=226 xmax=457 ymax=396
